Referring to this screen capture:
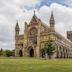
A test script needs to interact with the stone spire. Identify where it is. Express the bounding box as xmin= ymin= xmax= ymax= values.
xmin=50 ymin=11 xmax=55 ymax=32
xmin=34 ymin=10 xmax=35 ymax=15
xmin=15 ymin=20 xmax=19 ymax=31
xmin=15 ymin=20 xmax=20 ymax=35
xmin=50 ymin=11 xmax=55 ymax=24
